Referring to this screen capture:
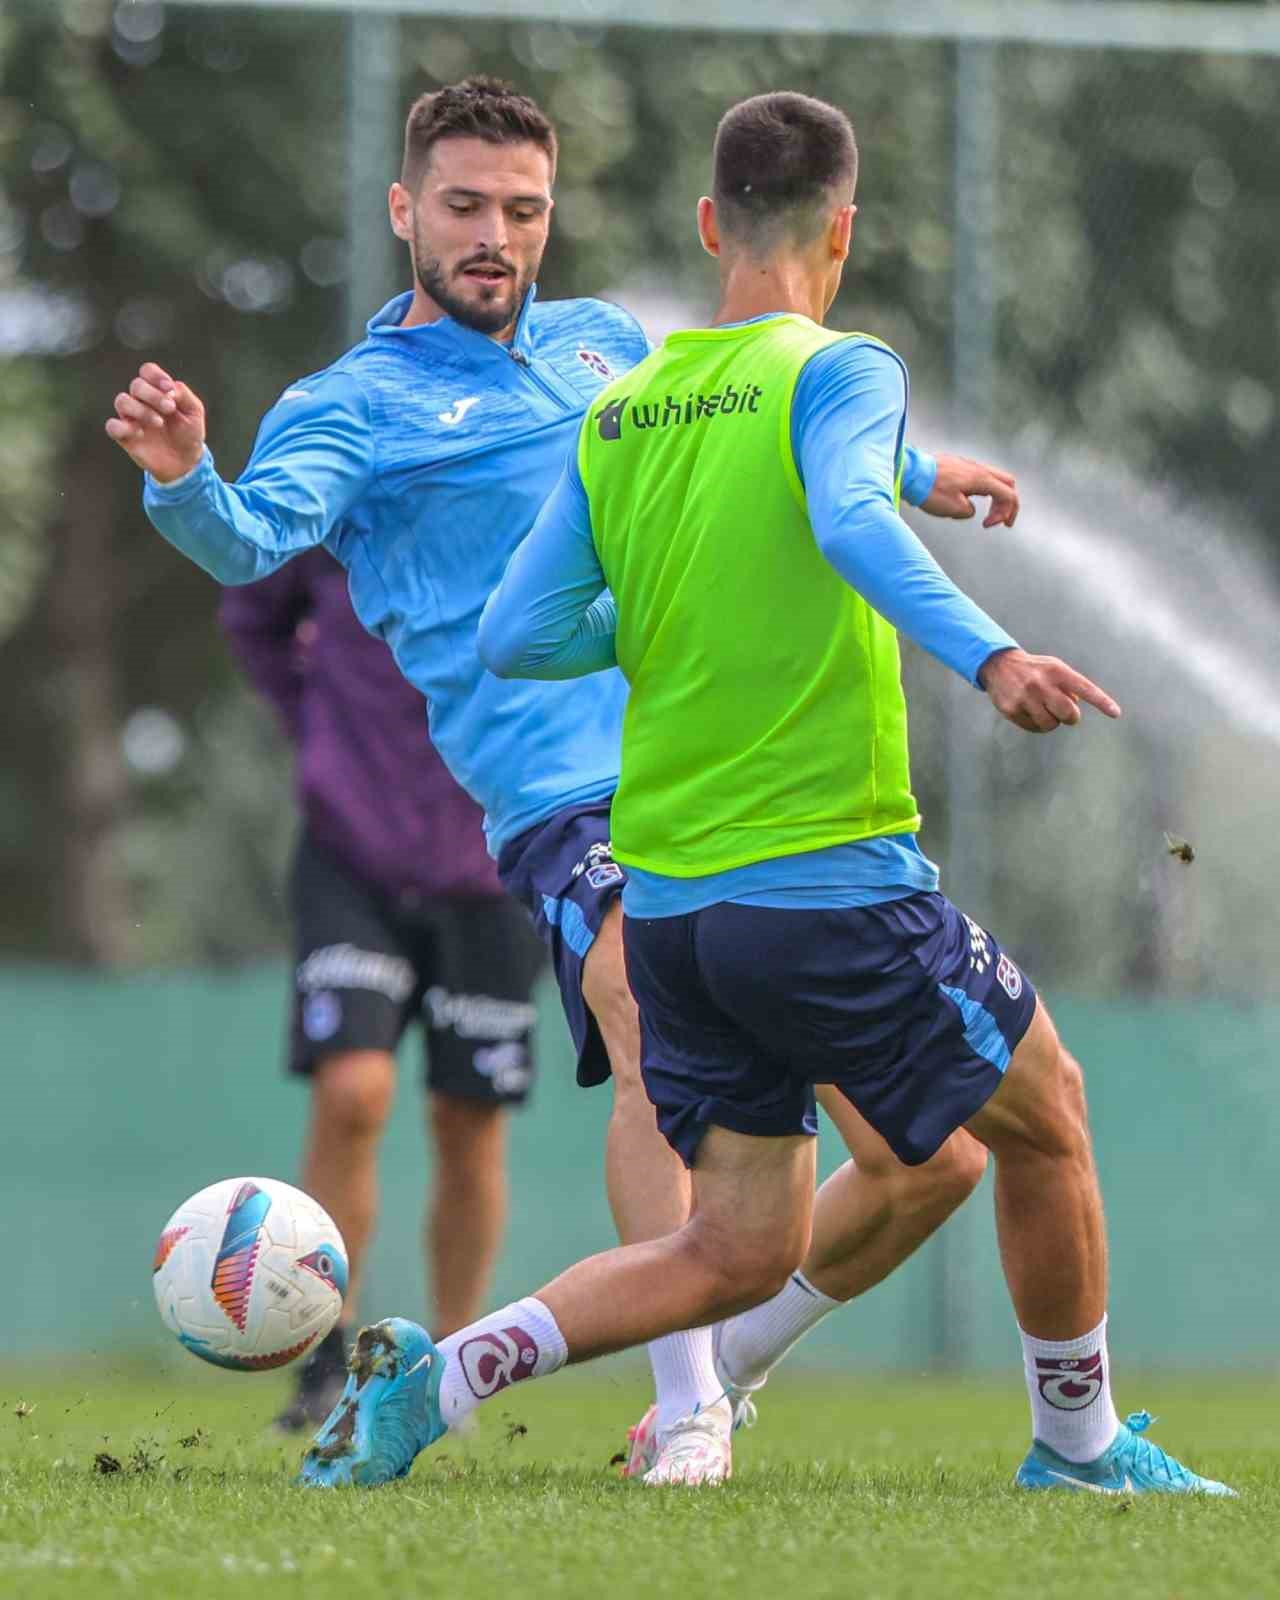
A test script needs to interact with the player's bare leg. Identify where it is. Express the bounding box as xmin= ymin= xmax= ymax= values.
xmin=964 ymin=1002 xmax=1105 ymax=1336
xmin=714 ymin=1099 xmax=986 ymax=1399
xmin=275 ymin=1050 xmax=396 ymax=1431
xmin=807 ymin=1094 xmax=987 ymax=1301
xmin=965 ymin=1001 xmax=1119 ymax=1460
xmin=581 ymin=904 xmax=729 ymax=1477
xmin=959 ymin=1004 xmax=1232 ymax=1491
xmin=582 ymin=905 xmax=689 ymax=1245
xmin=427 ymin=1093 xmax=509 ymax=1337
xmin=542 ymin=1125 xmax=817 ymax=1350
xmin=300 ymin=1125 xmax=818 ymax=1487
xmin=300 ymin=1050 xmax=397 ymax=1319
